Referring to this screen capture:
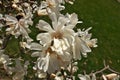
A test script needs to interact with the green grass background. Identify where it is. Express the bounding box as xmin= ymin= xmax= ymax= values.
xmin=63 ymin=0 xmax=120 ymax=74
